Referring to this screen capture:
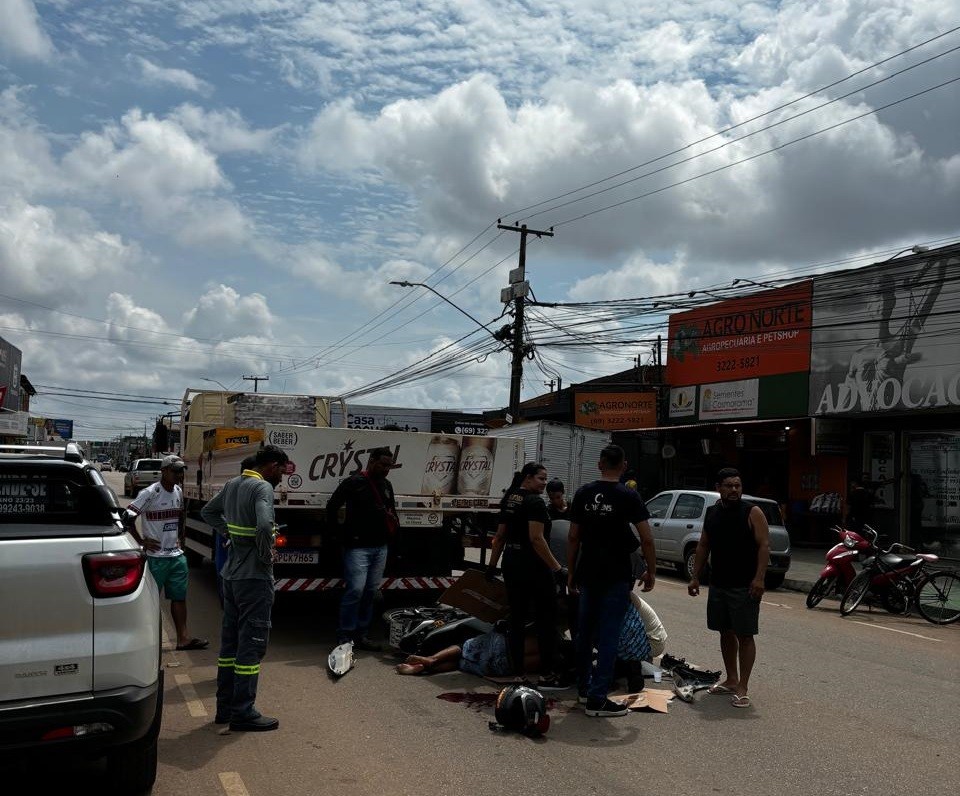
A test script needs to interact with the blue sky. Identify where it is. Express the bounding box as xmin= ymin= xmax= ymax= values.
xmin=1 ymin=0 xmax=958 ymax=439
